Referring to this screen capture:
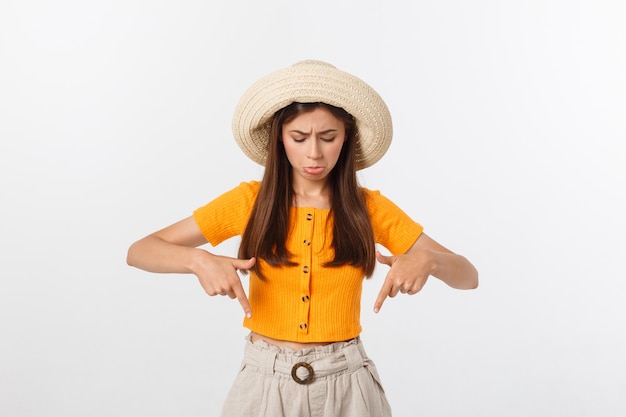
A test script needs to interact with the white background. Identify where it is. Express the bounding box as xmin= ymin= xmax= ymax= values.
xmin=1 ymin=0 xmax=625 ymax=416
